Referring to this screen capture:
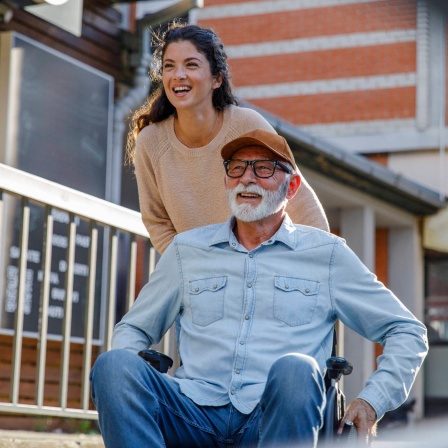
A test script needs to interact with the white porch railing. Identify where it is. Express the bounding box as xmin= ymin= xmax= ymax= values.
xmin=0 ymin=163 xmax=169 ymax=420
